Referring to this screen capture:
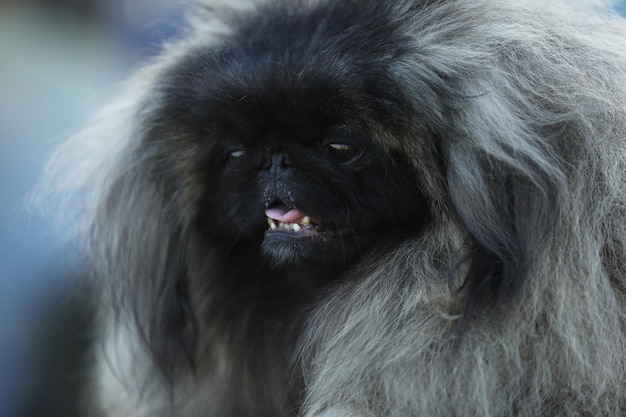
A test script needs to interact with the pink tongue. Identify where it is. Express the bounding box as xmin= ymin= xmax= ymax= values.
xmin=265 ymin=205 xmax=308 ymax=223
